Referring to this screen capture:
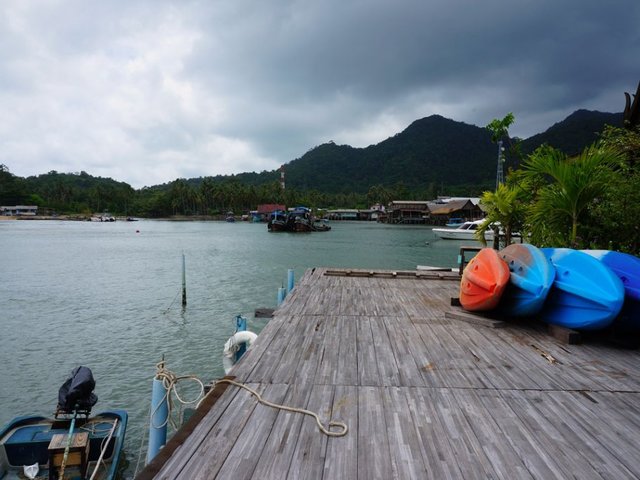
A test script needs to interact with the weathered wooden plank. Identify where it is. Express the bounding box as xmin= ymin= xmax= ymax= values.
xmin=250 ymin=382 xmax=315 ymax=479
xmin=451 ymin=389 xmax=535 ymax=479
xmin=335 ymin=315 xmax=359 ymax=386
xmin=164 ymin=382 xmax=265 ymax=479
xmin=369 ymin=316 xmax=401 ymax=386
xmin=357 ymin=386 xmax=393 ymax=479
xmin=356 ymin=316 xmax=381 ymax=386
xmin=429 ymin=389 xmax=496 ymax=479
xmin=286 ymin=384 xmax=333 ymax=480
xmin=405 ymin=387 xmax=465 ymax=479
xmin=214 ymin=383 xmax=290 ymax=479
xmin=271 ymin=315 xmax=321 ymax=384
xmin=381 ymin=386 xmax=429 ymax=478
xmin=547 ymin=323 xmax=582 ymax=344
xmin=545 ymin=391 xmax=640 ymax=478
xmin=315 ymin=316 xmax=342 ymax=385
xmin=445 ymin=309 xmax=508 ymax=328
xmin=502 ymin=389 xmax=616 ymax=480
xmin=322 ymin=385 xmax=358 ymax=479
xmin=382 ymin=316 xmax=426 ymax=387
